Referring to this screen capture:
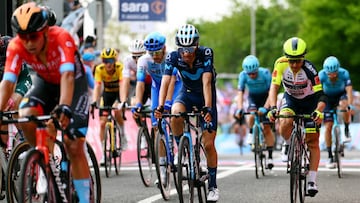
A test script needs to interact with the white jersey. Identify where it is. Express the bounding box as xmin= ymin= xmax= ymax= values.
xmin=122 ymin=55 xmax=137 ymax=78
